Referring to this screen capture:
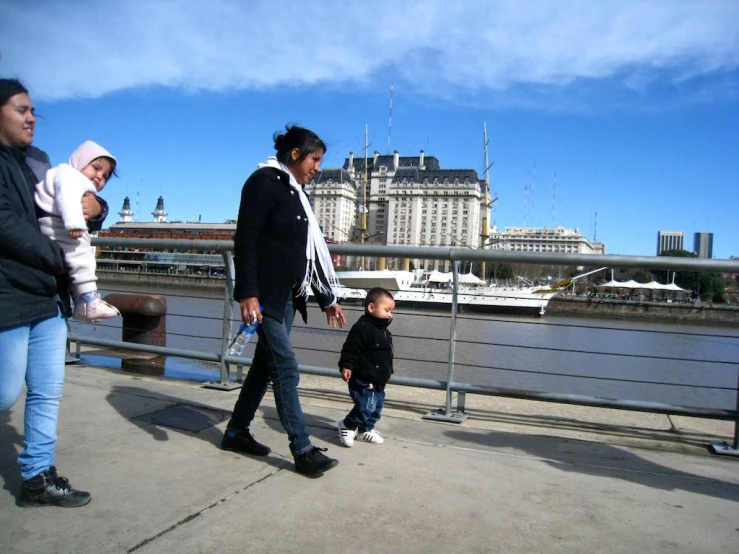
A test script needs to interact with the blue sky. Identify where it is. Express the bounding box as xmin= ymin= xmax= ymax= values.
xmin=2 ymin=0 xmax=738 ymax=258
